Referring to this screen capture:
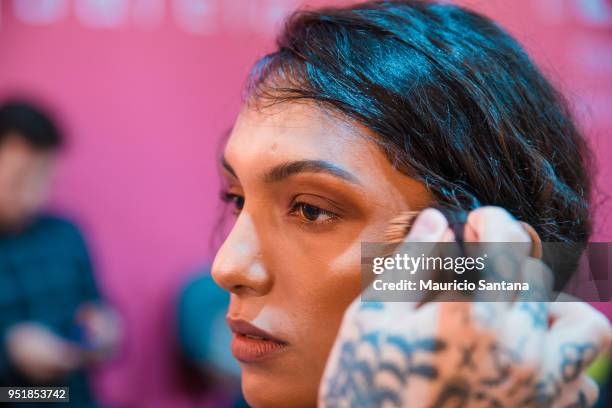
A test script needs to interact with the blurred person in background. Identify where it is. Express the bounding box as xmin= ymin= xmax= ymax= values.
xmin=0 ymin=100 xmax=120 ymax=407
